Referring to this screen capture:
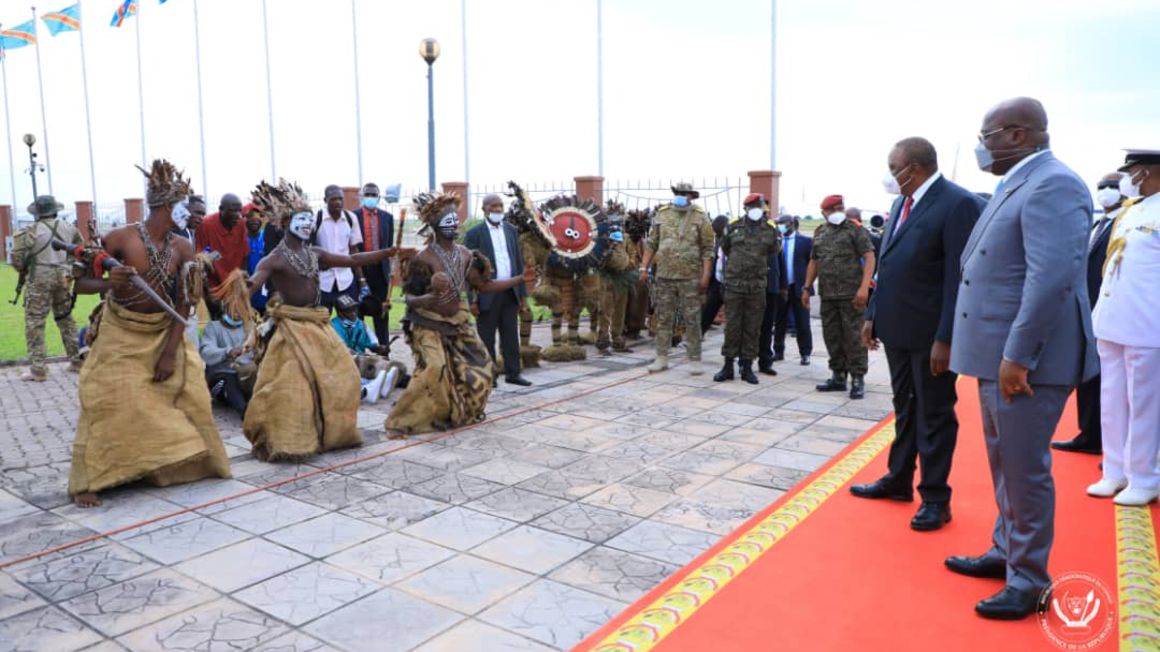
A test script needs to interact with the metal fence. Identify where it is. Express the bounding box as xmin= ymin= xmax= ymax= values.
xmin=468 ymin=177 xmax=751 ymax=219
